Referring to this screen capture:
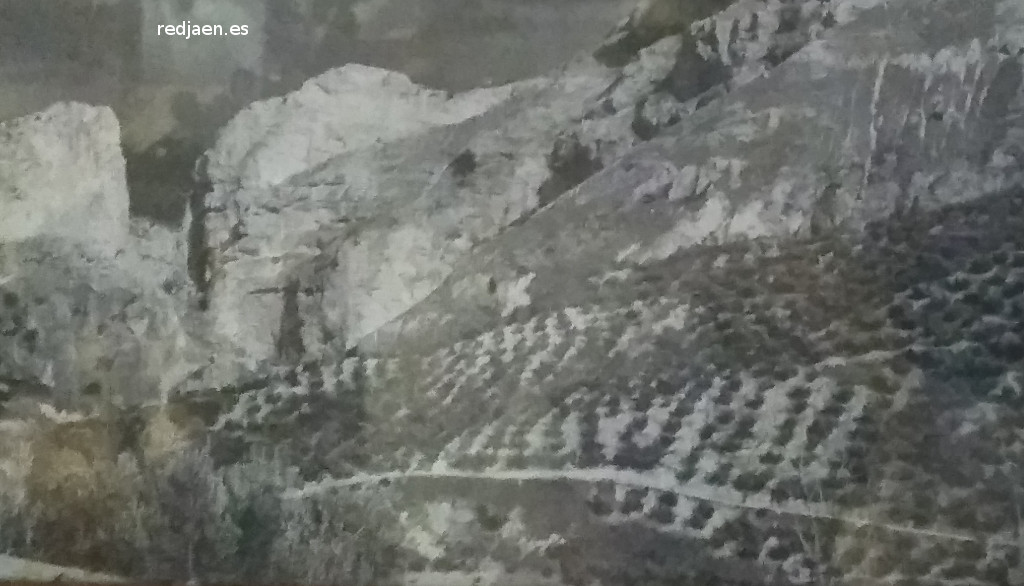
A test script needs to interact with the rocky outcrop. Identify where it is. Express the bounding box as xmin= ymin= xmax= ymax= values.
xmin=595 ymin=0 xmax=733 ymax=66
xmin=0 ymin=102 xmax=128 ymax=254
xmin=193 ymin=31 xmax=721 ymax=377
xmin=205 ymin=65 xmax=520 ymax=189
xmin=0 ymin=105 xmax=200 ymax=411
xmin=0 ymin=223 xmax=198 ymax=411
xmin=194 ymin=65 xmax=546 ymax=384
xmin=195 ymin=63 xmax=616 ymax=380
